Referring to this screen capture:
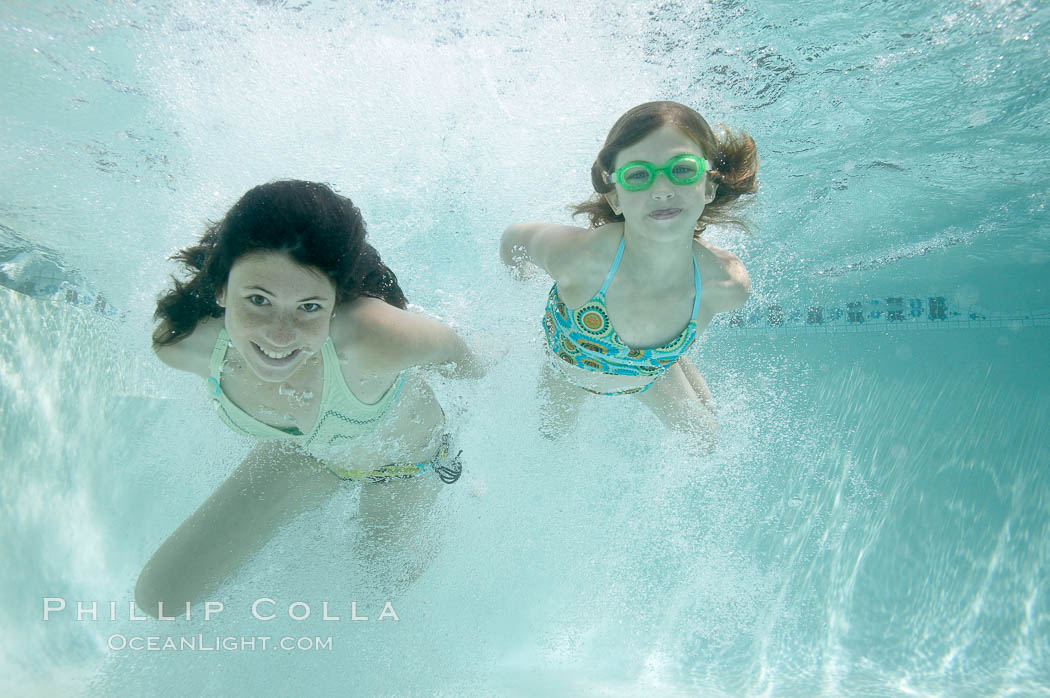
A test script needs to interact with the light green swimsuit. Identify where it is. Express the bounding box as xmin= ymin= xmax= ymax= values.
xmin=206 ymin=327 xmax=461 ymax=484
